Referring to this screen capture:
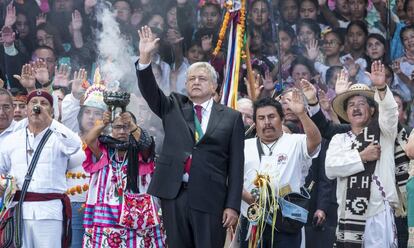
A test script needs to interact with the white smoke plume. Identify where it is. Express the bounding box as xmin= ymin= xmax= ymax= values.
xmin=96 ymin=3 xmax=138 ymax=94
xmin=95 ymin=2 xmax=164 ymax=152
